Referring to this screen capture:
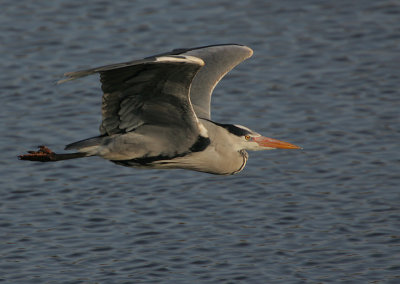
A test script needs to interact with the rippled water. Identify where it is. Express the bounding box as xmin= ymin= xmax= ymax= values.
xmin=1 ymin=0 xmax=399 ymax=283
